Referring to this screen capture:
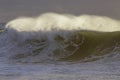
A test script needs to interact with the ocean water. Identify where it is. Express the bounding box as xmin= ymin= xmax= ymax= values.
xmin=0 ymin=13 xmax=120 ymax=80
